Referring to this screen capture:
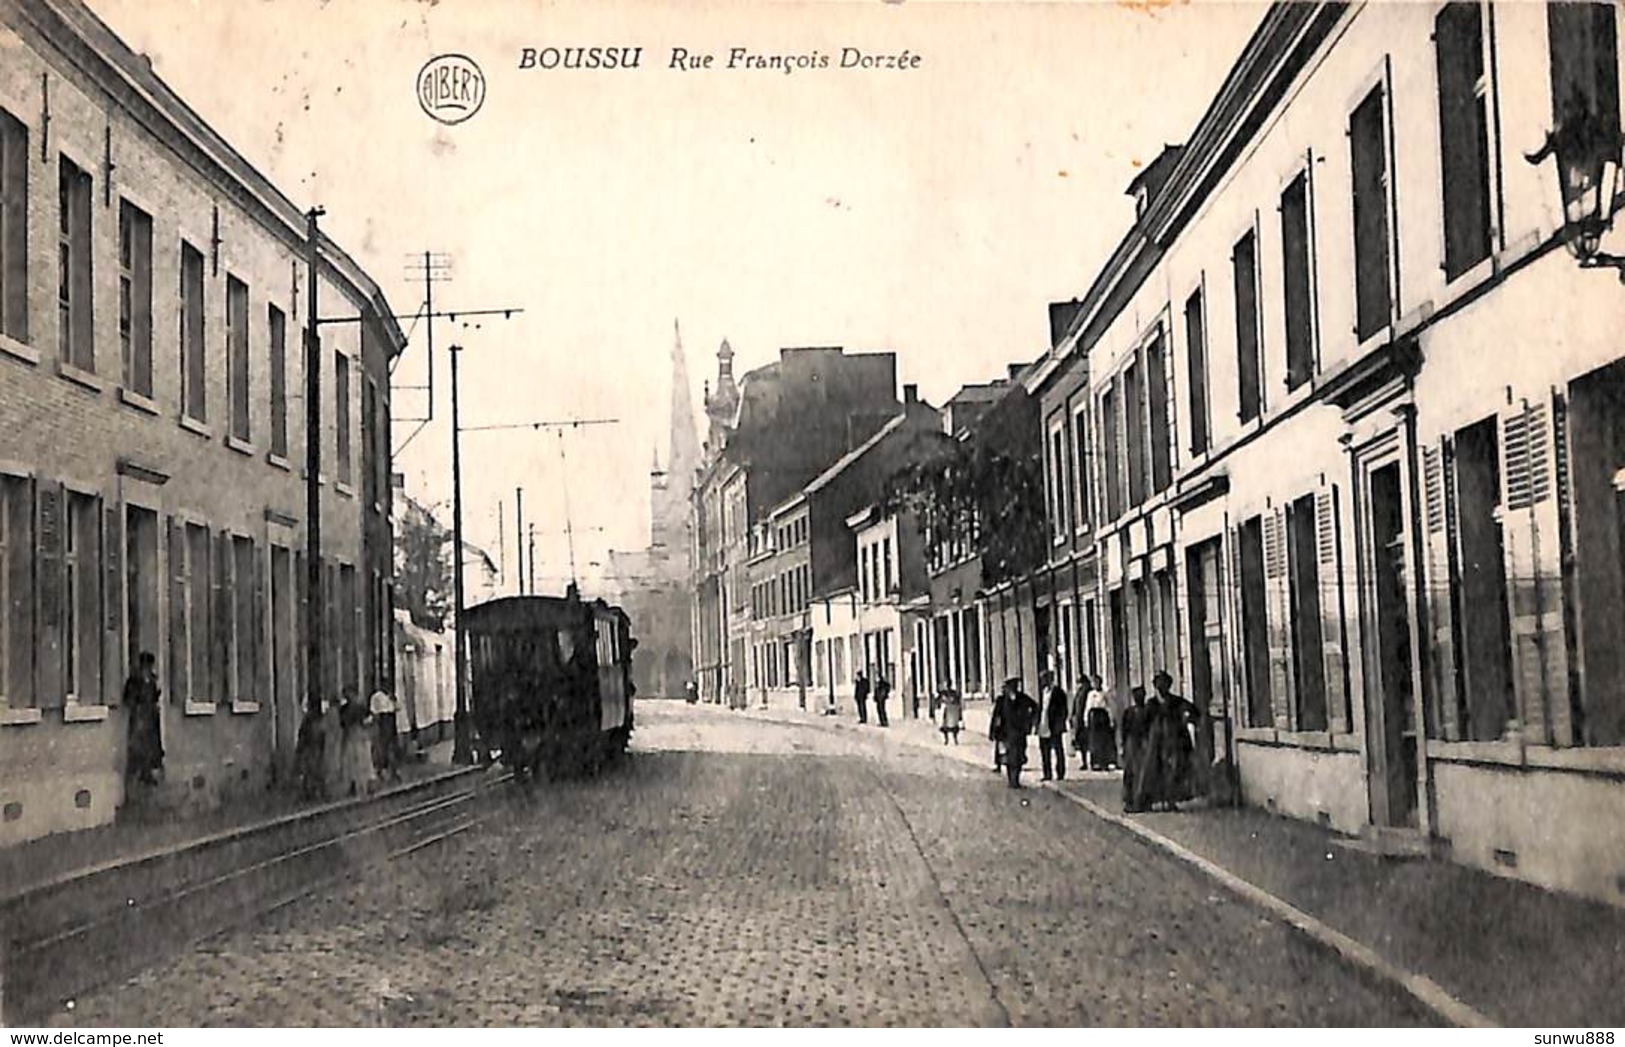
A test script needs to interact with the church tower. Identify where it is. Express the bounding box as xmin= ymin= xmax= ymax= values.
xmin=704 ymin=338 xmax=740 ymax=454
xmin=651 ymin=320 xmax=701 ymax=554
